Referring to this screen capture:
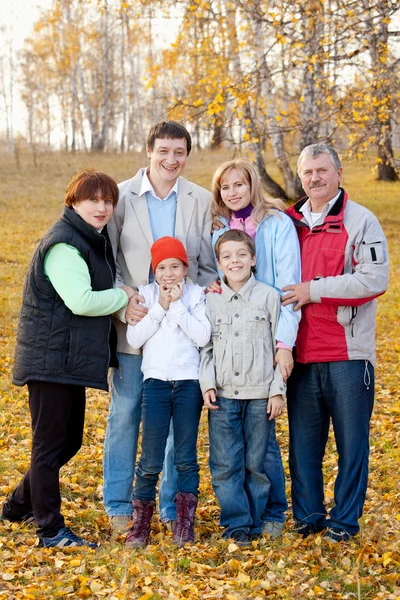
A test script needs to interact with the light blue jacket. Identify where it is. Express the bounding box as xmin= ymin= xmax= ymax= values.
xmin=211 ymin=211 xmax=301 ymax=347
